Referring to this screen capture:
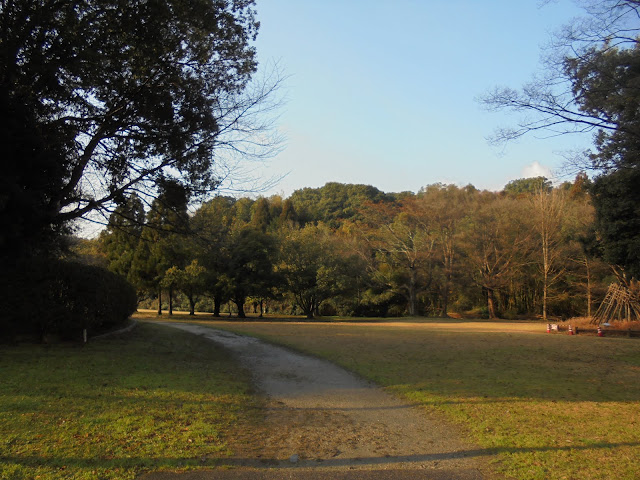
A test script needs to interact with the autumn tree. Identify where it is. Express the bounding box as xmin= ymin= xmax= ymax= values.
xmin=360 ymin=199 xmax=436 ymax=316
xmin=416 ymin=184 xmax=474 ymax=316
xmin=563 ymin=181 xmax=609 ymax=318
xmin=462 ymin=193 xmax=533 ymax=319
xmin=530 ymin=186 xmax=569 ymax=321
